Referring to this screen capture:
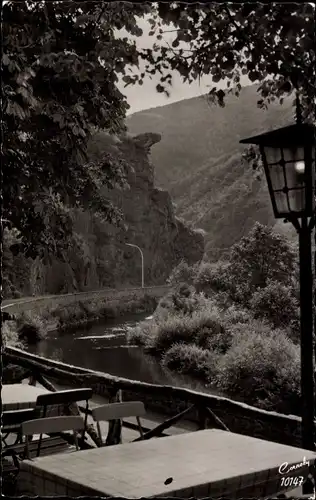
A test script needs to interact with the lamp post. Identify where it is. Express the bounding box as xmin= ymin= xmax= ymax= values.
xmin=240 ymin=121 xmax=316 ymax=452
xmin=125 ymin=243 xmax=145 ymax=288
